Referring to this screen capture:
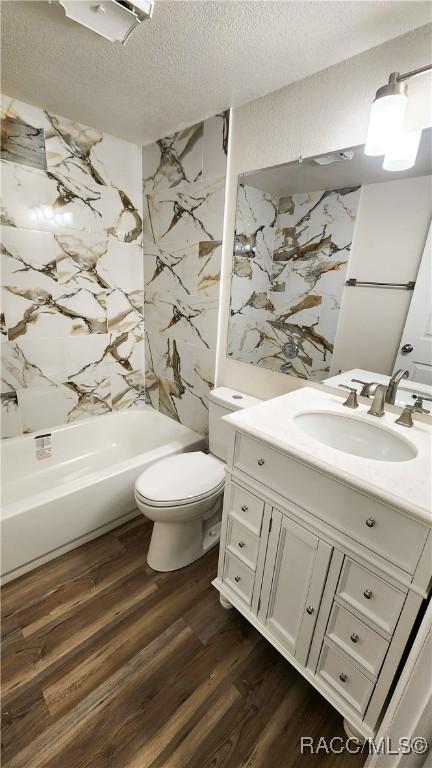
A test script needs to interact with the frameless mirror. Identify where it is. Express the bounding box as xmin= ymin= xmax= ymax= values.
xmin=227 ymin=129 xmax=432 ymax=406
